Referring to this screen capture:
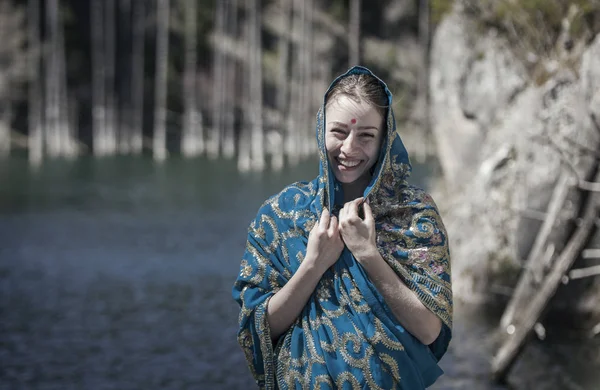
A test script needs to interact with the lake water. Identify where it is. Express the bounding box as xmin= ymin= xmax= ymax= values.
xmin=0 ymin=155 xmax=598 ymax=389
